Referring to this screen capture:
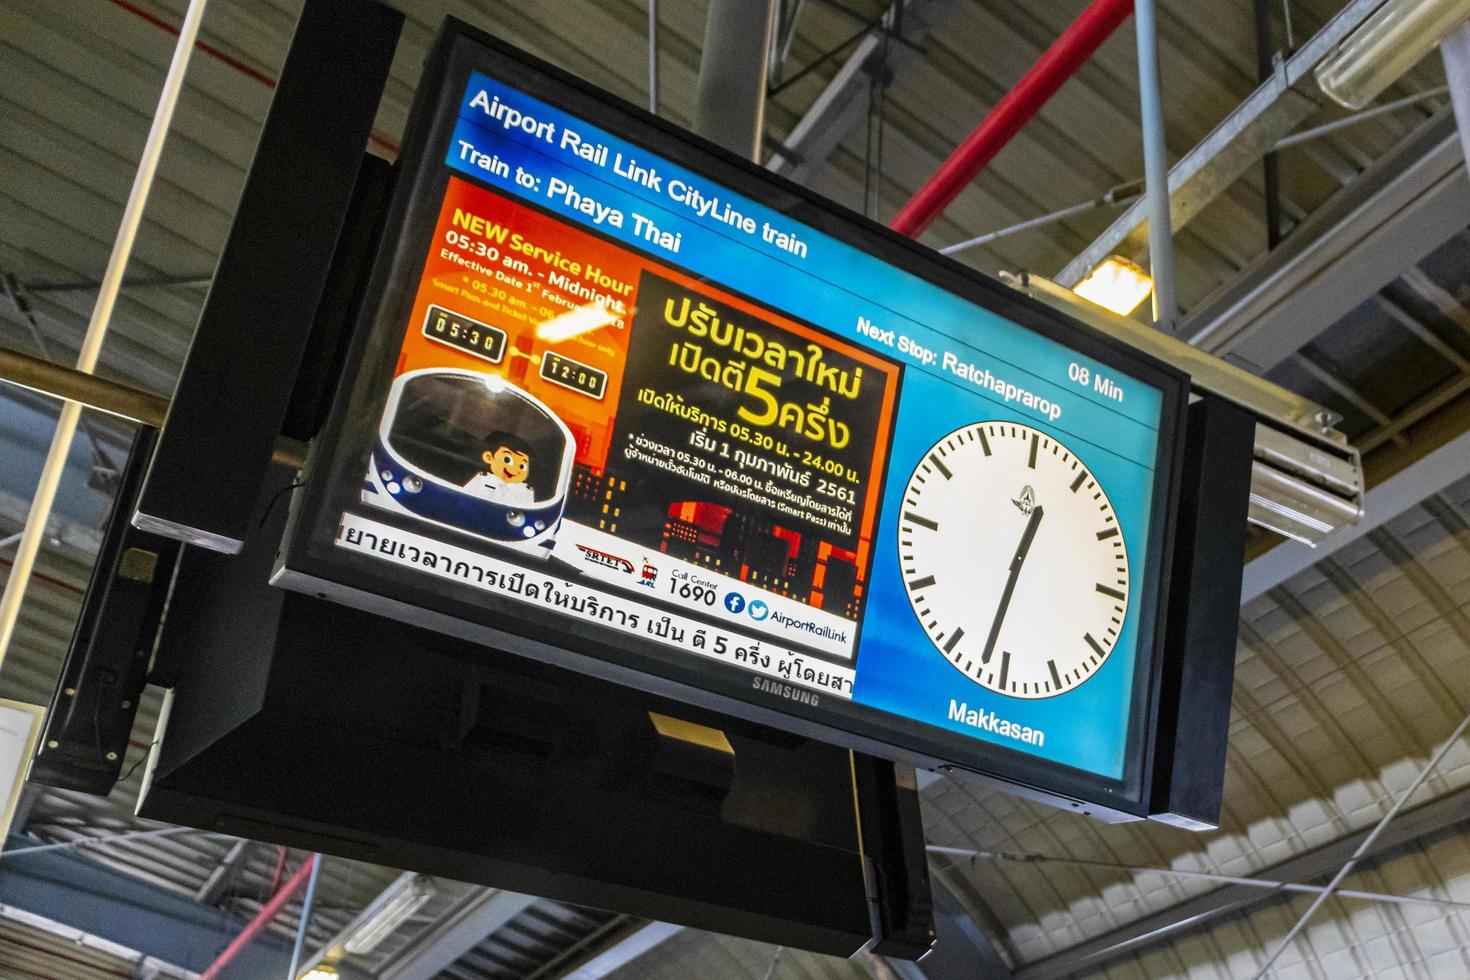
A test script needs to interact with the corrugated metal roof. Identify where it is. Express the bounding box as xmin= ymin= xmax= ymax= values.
xmin=0 ymin=909 xmax=194 ymax=980
xmin=603 ymin=926 xmax=866 ymax=980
